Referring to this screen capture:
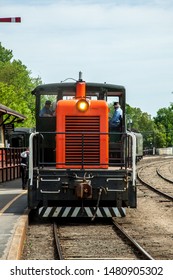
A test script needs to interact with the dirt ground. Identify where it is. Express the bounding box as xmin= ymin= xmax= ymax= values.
xmin=117 ymin=157 xmax=173 ymax=259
